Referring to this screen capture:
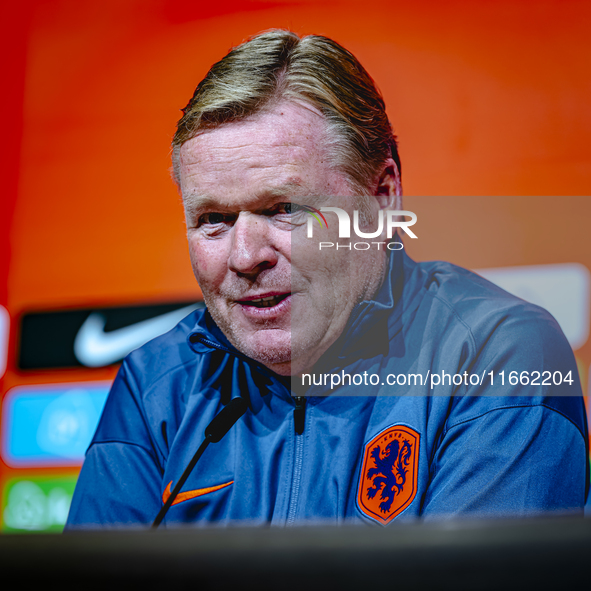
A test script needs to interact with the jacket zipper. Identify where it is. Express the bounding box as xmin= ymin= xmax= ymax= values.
xmin=191 ymin=334 xmax=308 ymax=525
xmin=293 ymin=396 xmax=306 ymax=435
xmin=287 ymin=396 xmax=306 ymax=525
